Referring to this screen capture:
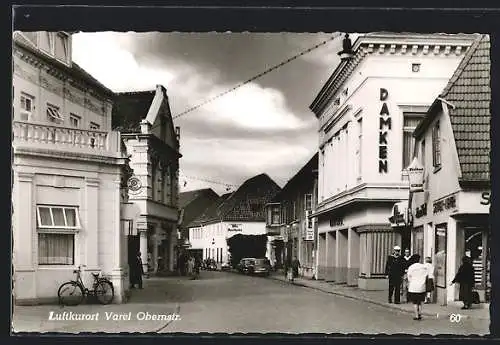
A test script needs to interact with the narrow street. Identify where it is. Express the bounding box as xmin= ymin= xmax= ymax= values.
xmin=15 ymin=270 xmax=487 ymax=334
